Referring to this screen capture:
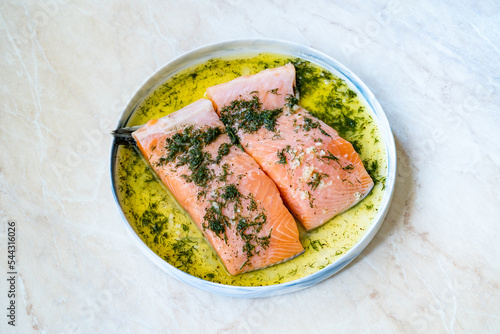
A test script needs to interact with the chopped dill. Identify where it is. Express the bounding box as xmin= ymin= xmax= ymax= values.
xmin=291 ymin=58 xmax=329 ymax=96
xmin=285 ymin=95 xmax=299 ymax=108
xmin=215 ymin=143 xmax=232 ymax=163
xmin=163 ymin=125 xmax=224 ymax=187
xmin=309 ymin=239 xmax=327 ymax=251
xmin=364 ymin=159 xmax=386 ymax=189
xmin=202 ymin=183 xmax=271 ymax=262
xmin=220 ymin=95 xmax=283 ymax=134
xmin=302 ymin=117 xmax=331 ymax=137
xmin=218 ymin=163 xmax=232 ymax=182
xmin=322 ymin=151 xmax=340 ymax=165
xmin=221 ymin=184 xmax=241 ymax=201
xmin=203 ymin=204 xmax=228 ymax=239
xmin=343 ymin=164 xmax=355 ymax=170
xmin=247 ymin=195 xmax=258 ymax=211
xmin=347 ymin=89 xmax=357 ymax=100
xmin=170 ymin=237 xmax=197 ymax=270
xmin=202 ymin=127 xmax=223 ymax=145
xmin=225 ymin=126 xmax=240 ymax=146
xmin=276 ymin=145 xmax=291 ymax=164
xmin=307 ymin=171 xmax=329 ymax=191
